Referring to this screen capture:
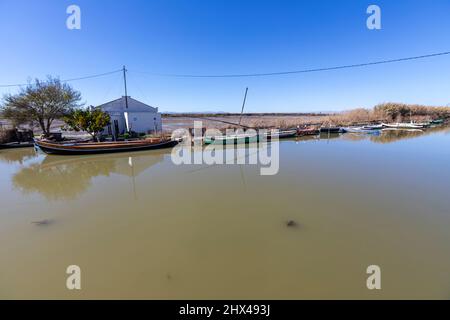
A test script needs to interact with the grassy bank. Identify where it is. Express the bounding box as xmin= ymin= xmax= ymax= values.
xmin=163 ymin=103 xmax=450 ymax=130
